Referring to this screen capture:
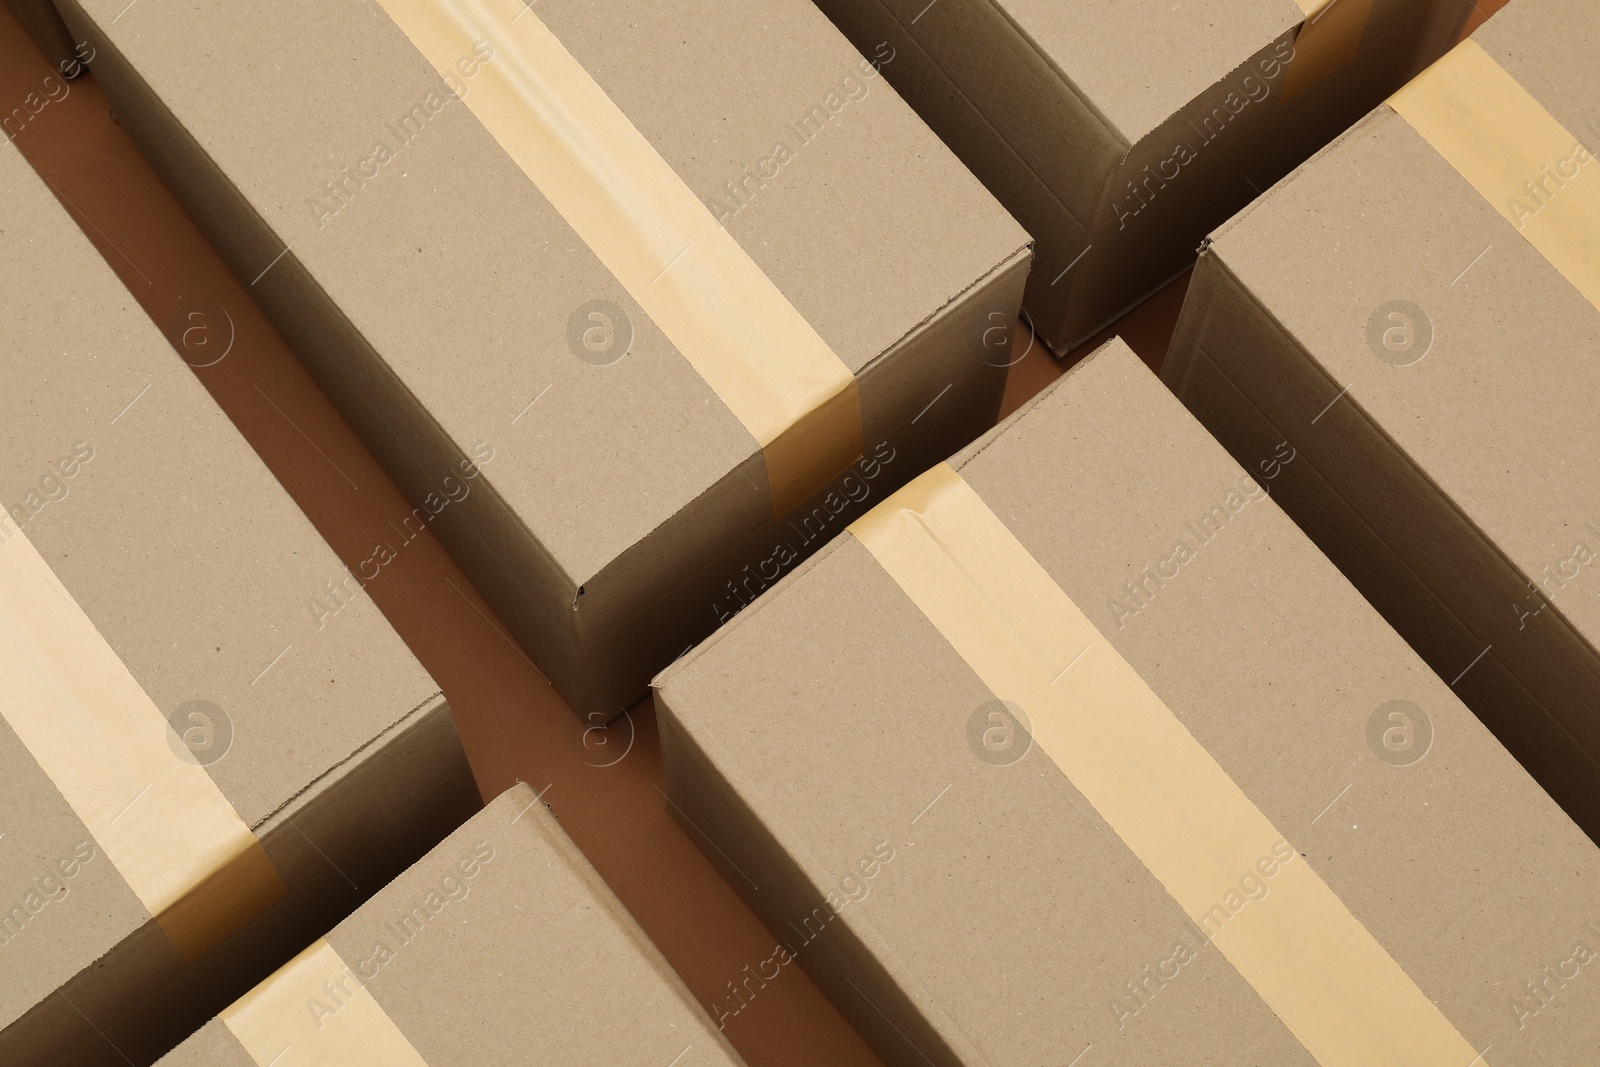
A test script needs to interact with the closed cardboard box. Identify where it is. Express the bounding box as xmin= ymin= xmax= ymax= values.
xmin=656 ymin=340 xmax=1600 ymax=1065
xmin=0 ymin=142 xmax=479 ymax=1066
xmin=53 ymin=0 xmax=1031 ymax=724
xmin=1164 ymin=0 xmax=1600 ymax=838
xmin=813 ymin=0 xmax=1475 ymax=353
xmin=158 ymin=784 xmax=746 ymax=1067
